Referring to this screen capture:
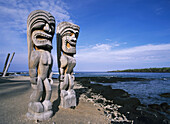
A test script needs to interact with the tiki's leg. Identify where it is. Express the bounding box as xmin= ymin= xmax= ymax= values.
xmin=42 ymin=78 xmax=52 ymax=111
xmin=68 ymin=74 xmax=74 ymax=91
xmin=68 ymin=74 xmax=76 ymax=107
xmin=60 ymin=74 xmax=69 ymax=107
xmin=60 ymin=74 xmax=69 ymax=90
xmin=44 ymin=78 xmax=52 ymax=100
xmin=28 ymin=77 xmax=44 ymax=113
xmin=27 ymin=77 xmax=53 ymax=121
xmin=30 ymin=77 xmax=43 ymax=102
